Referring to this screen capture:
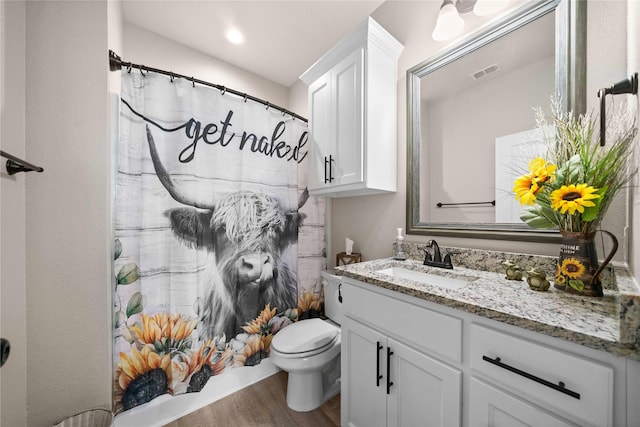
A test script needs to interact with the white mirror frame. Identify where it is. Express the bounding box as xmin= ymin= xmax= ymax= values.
xmin=406 ymin=0 xmax=586 ymax=242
